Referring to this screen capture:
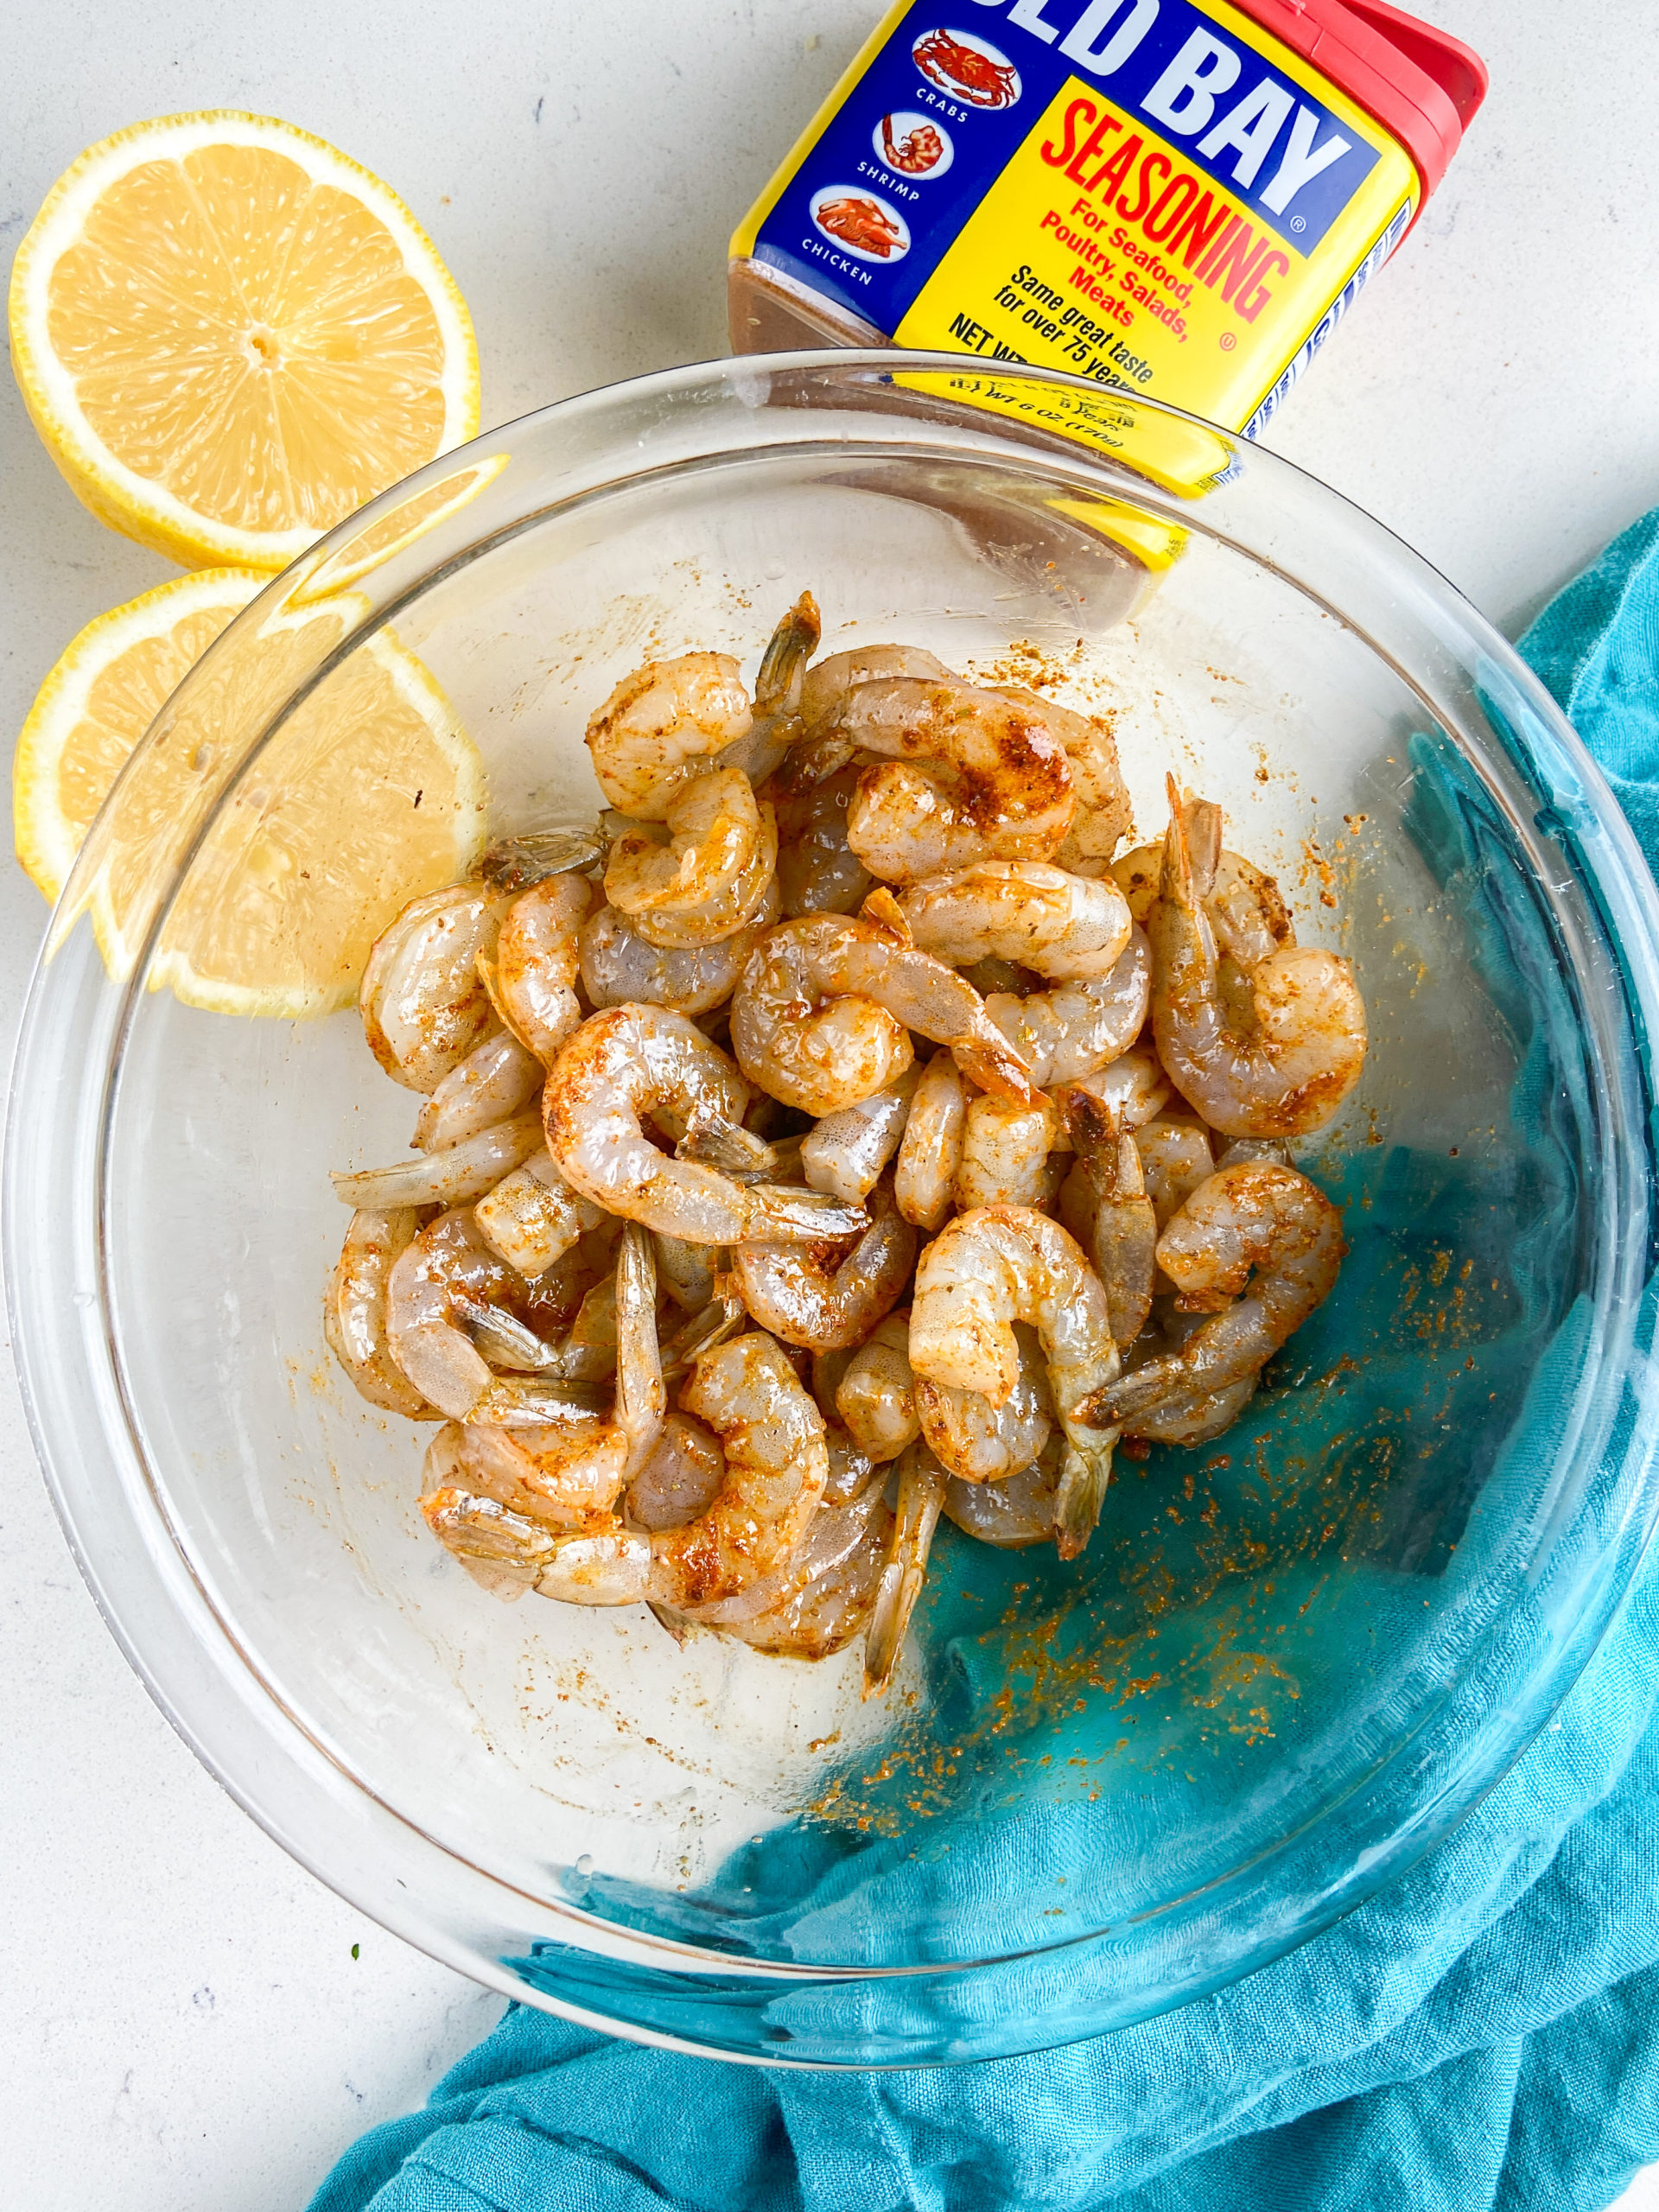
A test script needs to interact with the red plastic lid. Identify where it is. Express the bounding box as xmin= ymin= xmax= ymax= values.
xmin=1229 ymin=0 xmax=1487 ymax=205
